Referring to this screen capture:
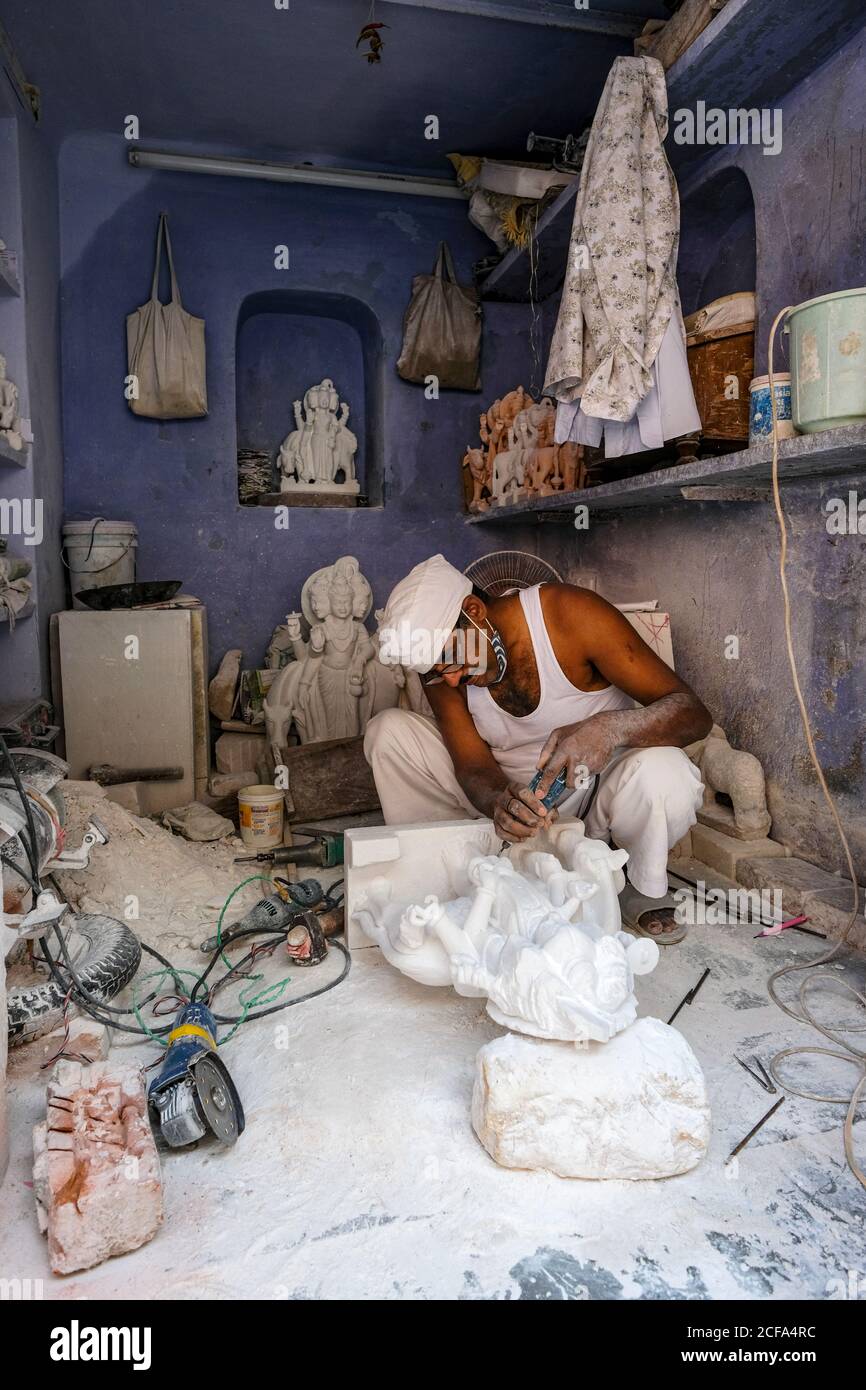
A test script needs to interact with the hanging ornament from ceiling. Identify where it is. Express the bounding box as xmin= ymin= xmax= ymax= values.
xmin=356 ymin=0 xmax=389 ymax=64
